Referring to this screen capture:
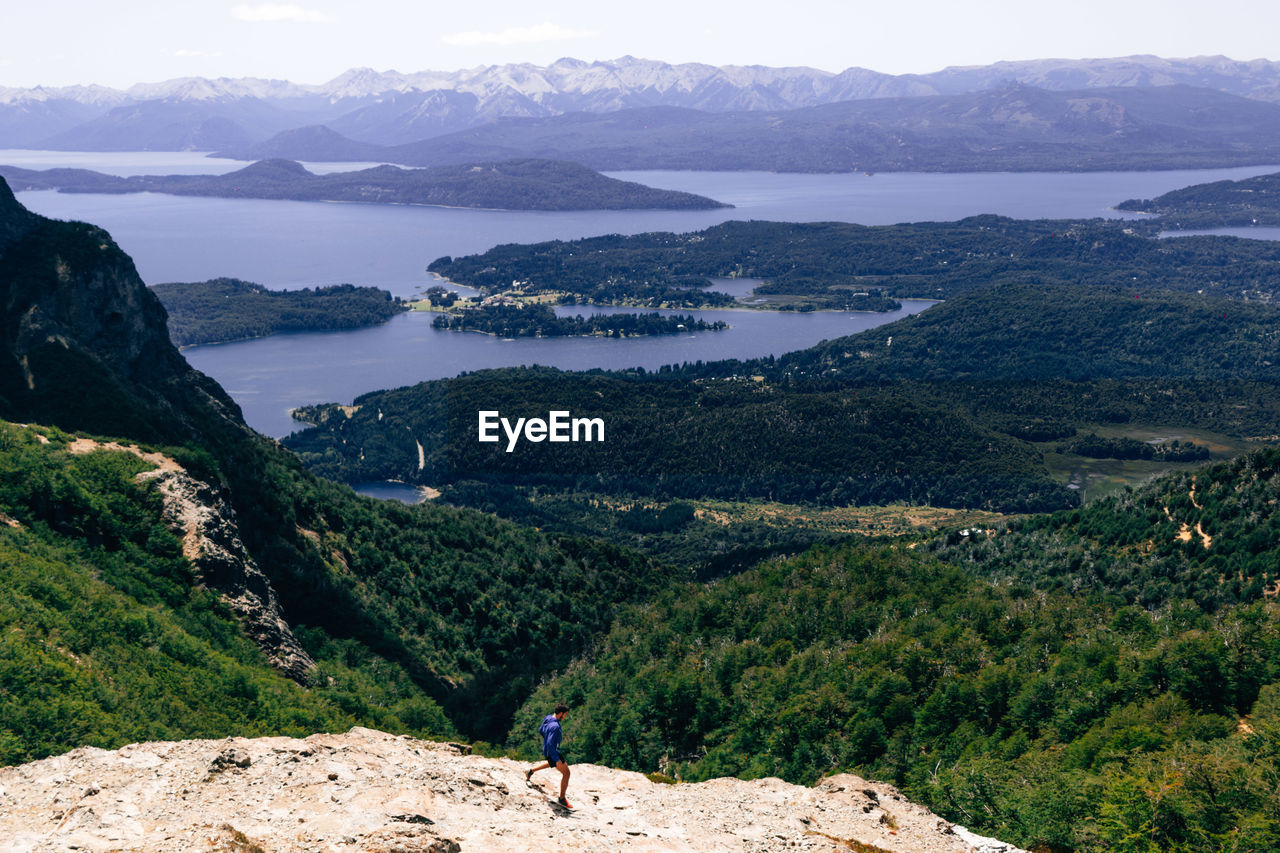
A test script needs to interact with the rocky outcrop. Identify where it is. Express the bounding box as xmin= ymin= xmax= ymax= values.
xmin=0 ymin=728 xmax=1025 ymax=853
xmin=66 ymin=437 xmax=315 ymax=681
